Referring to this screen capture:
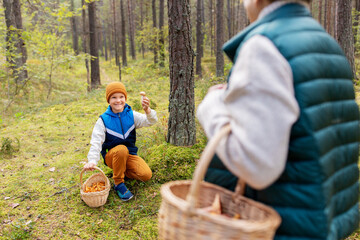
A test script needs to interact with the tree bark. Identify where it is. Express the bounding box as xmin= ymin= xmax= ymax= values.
xmin=152 ymin=0 xmax=158 ymax=64
xmin=3 ymin=0 xmax=28 ymax=83
xmin=70 ymin=0 xmax=79 ymax=55
xmin=159 ymin=0 xmax=165 ymax=67
xmin=112 ymin=0 xmax=121 ymax=81
xmin=335 ymin=0 xmax=356 ymax=78
xmin=318 ymin=0 xmax=323 ymax=25
xmin=127 ymin=0 xmax=136 ymax=60
xmin=209 ymin=0 xmax=214 ymax=56
xmin=196 ymin=0 xmax=203 ymax=77
xmin=88 ymin=0 xmax=101 ymax=90
xmin=140 ymin=0 xmax=145 ymax=58
xmin=216 ymin=0 xmax=224 ymax=77
xmin=167 ymin=0 xmax=196 ymax=146
xmin=120 ymin=0 xmax=127 ymax=67
xmin=81 ymin=0 xmax=90 ymax=92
